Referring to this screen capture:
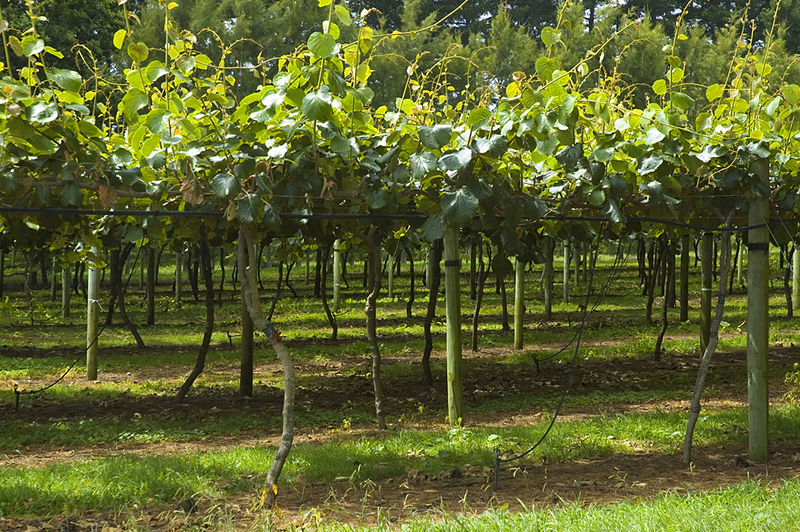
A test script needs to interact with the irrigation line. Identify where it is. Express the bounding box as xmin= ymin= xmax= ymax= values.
xmin=3 ymin=206 xmax=800 ymax=233
xmin=492 ymin=238 xmax=630 ymax=490
xmin=531 ymin=244 xmax=631 ymax=366
xmin=13 ymin=245 xmax=143 ymax=410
